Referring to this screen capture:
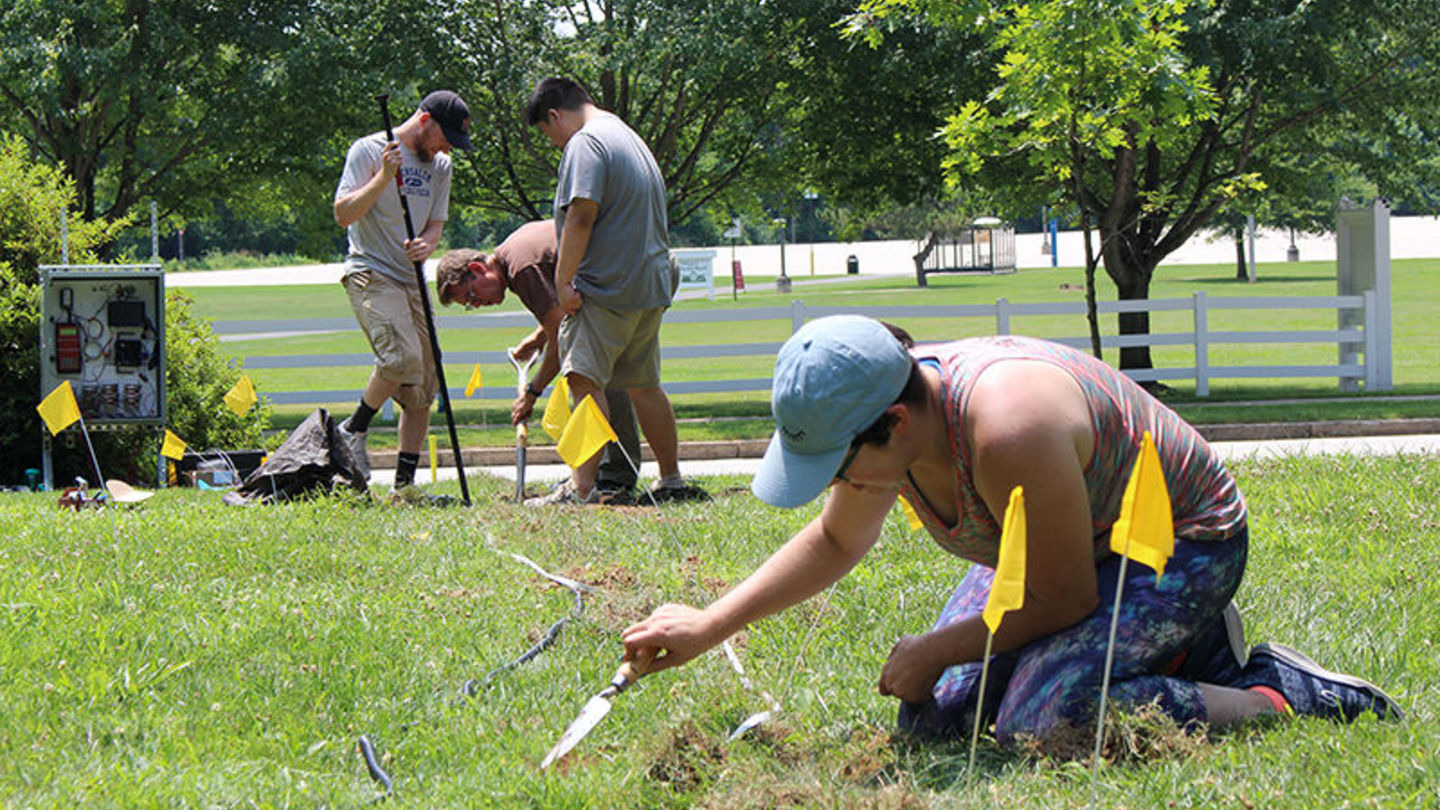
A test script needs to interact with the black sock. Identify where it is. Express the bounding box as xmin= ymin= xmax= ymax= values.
xmin=347 ymin=399 xmax=379 ymax=433
xmin=395 ymin=452 xmax=420 ymax=487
